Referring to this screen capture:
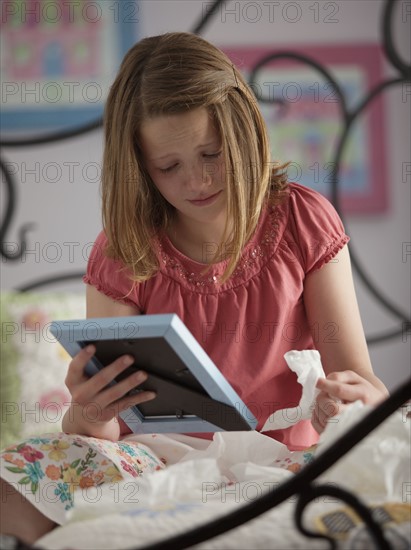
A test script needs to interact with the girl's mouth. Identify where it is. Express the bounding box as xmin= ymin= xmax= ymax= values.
xmin=188 ymin=191 xmax=222 ymax=206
